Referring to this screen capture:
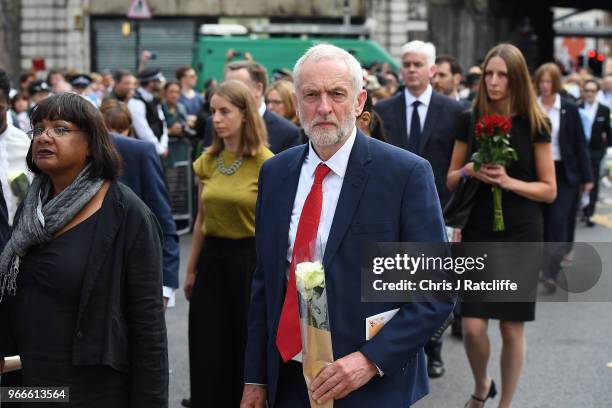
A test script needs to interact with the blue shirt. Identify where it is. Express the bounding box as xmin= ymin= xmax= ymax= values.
xmin=179 ymin=92 xmax=204 ymax=116
xmin=578 ymin=107 xmax=593 ymax=143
